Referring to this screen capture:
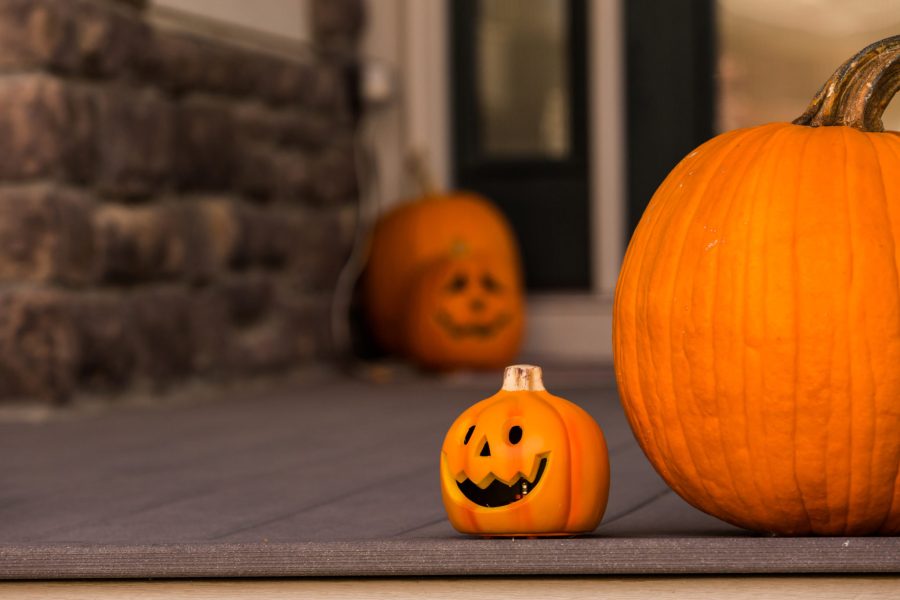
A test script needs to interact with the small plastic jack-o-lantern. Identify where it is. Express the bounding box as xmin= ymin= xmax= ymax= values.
xmin=440 ymin=365 xmax=609 ymax=536
xmin=405 ymin=254 xmax=524 ymax=370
